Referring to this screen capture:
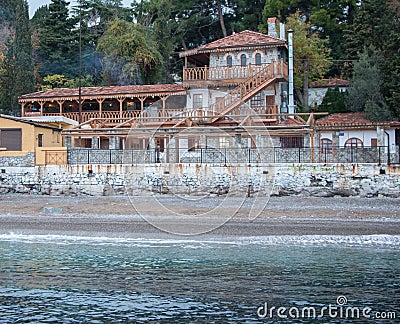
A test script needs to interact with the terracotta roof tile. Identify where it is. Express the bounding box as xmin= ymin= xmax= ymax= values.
xmin=315 ymin=112 xmax=399 ymax=127
xmin=18 ymin=84 xmax=186 ymax=101
xmin=180 ymin=30 xmax=285 ymax=57
xmin=279 ymin=117 xmax=306 ymax=126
